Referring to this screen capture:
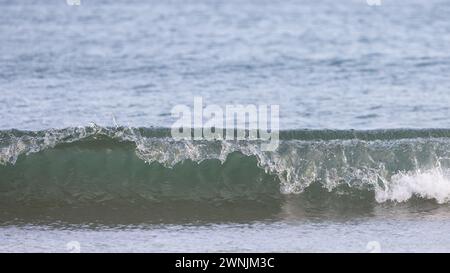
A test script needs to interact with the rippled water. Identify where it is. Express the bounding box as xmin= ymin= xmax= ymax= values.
xmin=2 ymin=0 xmax=450 ymax=252
xmin=2 ymin=0 xmax=450 ymax=129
